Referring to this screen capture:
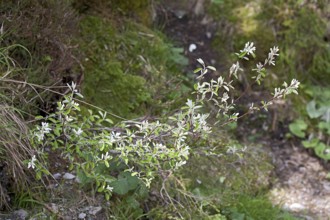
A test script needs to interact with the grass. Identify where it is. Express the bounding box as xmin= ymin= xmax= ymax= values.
xmin=0 ymin=104 xmax=35 ymax=210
